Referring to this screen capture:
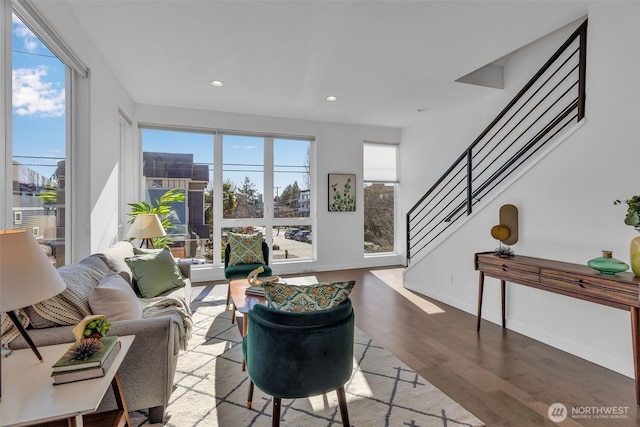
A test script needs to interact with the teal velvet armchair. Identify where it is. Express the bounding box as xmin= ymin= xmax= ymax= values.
xmin=242 ymin=299 xmax=354 ymax=427
xmin=224 ymin=241 xmax=272 ymax=311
